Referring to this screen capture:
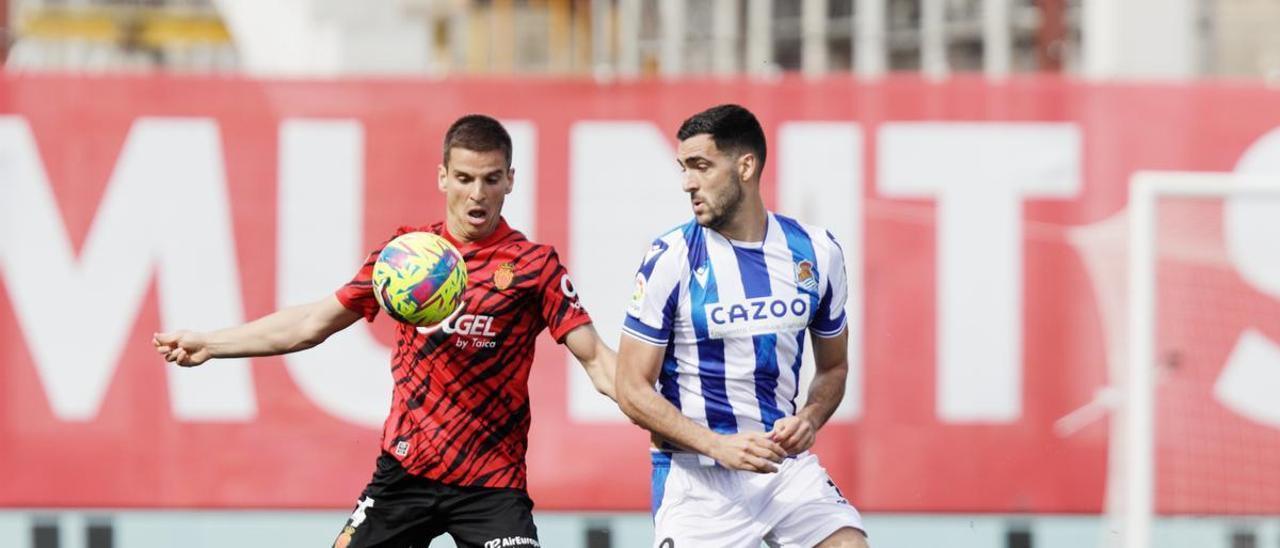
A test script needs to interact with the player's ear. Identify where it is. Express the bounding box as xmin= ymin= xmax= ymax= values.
xmin=505 ymin=168 xmax=515 ymax=195
xmin=437 ymin=164 xmax=448 ymax=192
xmin=738 ymin=153 xmax=758 ymax=183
